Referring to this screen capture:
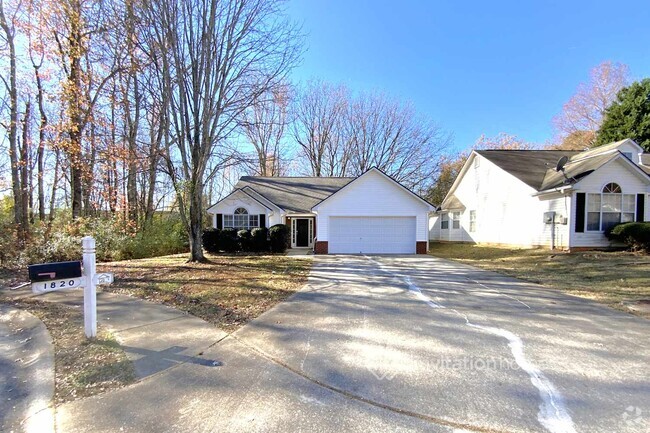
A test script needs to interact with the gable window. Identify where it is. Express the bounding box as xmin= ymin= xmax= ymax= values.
xmin=469 ymin=210 xmax=476 ymax=232
xmin=451 ymin=212 xmax=461 ymax=229
xmin=223 ymin=207 xmax=259 ymax=229
xmin=440 ymin=213 xmax=449 ymax=230
xmin=586 ymin=183 xmax=635 ymax=232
